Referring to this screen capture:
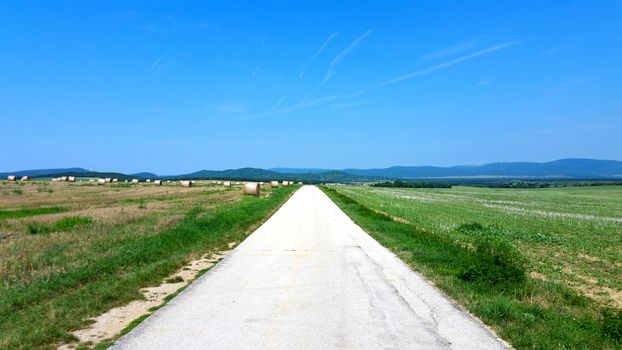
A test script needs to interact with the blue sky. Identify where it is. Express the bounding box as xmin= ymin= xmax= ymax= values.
xmin=1 ymin=1 xmax=621 ymax=174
